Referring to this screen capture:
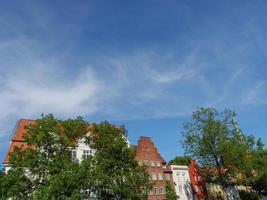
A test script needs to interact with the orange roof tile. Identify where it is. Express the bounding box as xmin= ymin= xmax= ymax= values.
xmin=11 ymin=119 xmax=35 ymax=141
xmin=3 ymin=119 xmax=92 ymax=164
xmin=3 ymin=141 xmax=30 ymax=164
xmin=3 ymin=119 xmax=35 ymax=164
